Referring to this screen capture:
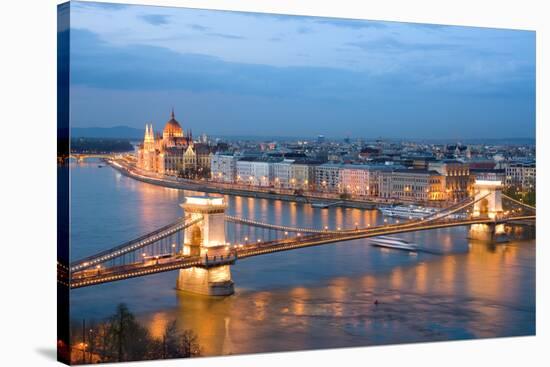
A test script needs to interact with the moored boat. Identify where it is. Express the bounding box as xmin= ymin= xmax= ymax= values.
xmin=378 ymin=205 xmax=437 ymax=219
